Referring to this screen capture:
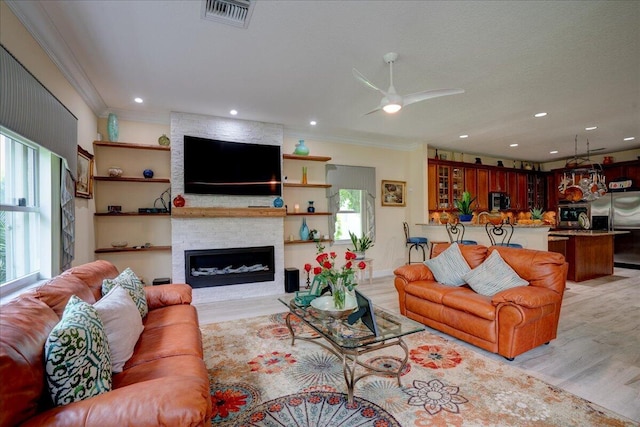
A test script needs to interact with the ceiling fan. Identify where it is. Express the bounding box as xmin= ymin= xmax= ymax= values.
xmin=352 ymin=52 xmax=464 ymax=115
